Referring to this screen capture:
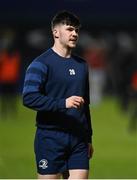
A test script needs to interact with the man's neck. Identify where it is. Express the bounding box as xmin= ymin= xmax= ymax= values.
xmin=52 ymin=44 xmax=72 ymax=58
